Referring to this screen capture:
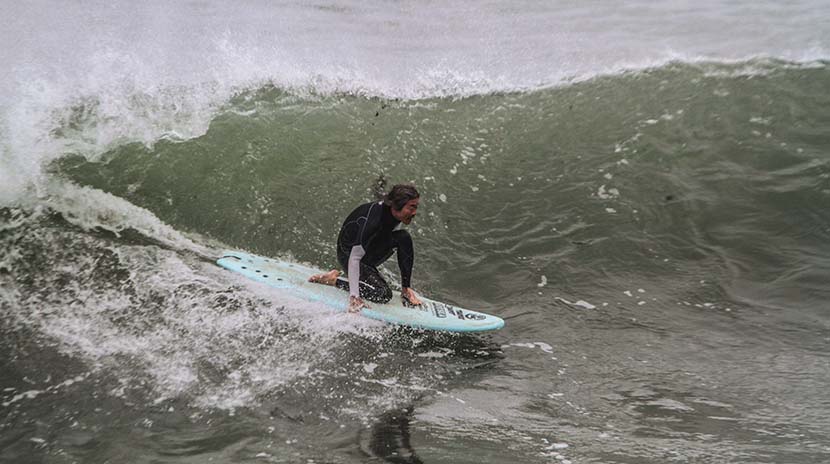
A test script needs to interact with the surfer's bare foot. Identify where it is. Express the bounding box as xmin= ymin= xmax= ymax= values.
xmin=308 ymin=269 xmax=340 ymax=286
